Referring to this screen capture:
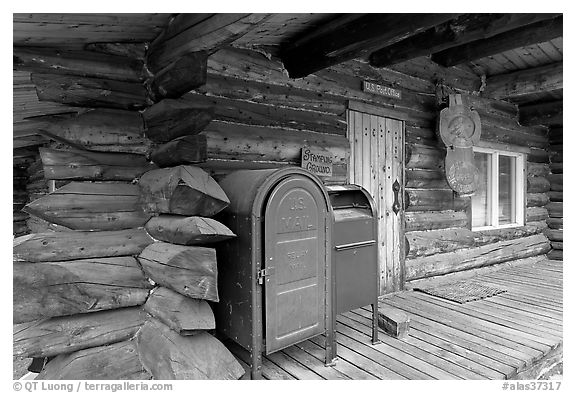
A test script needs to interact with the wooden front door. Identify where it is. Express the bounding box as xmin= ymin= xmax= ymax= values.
xmin=347 ymin=108 xmax=405 ymax=294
